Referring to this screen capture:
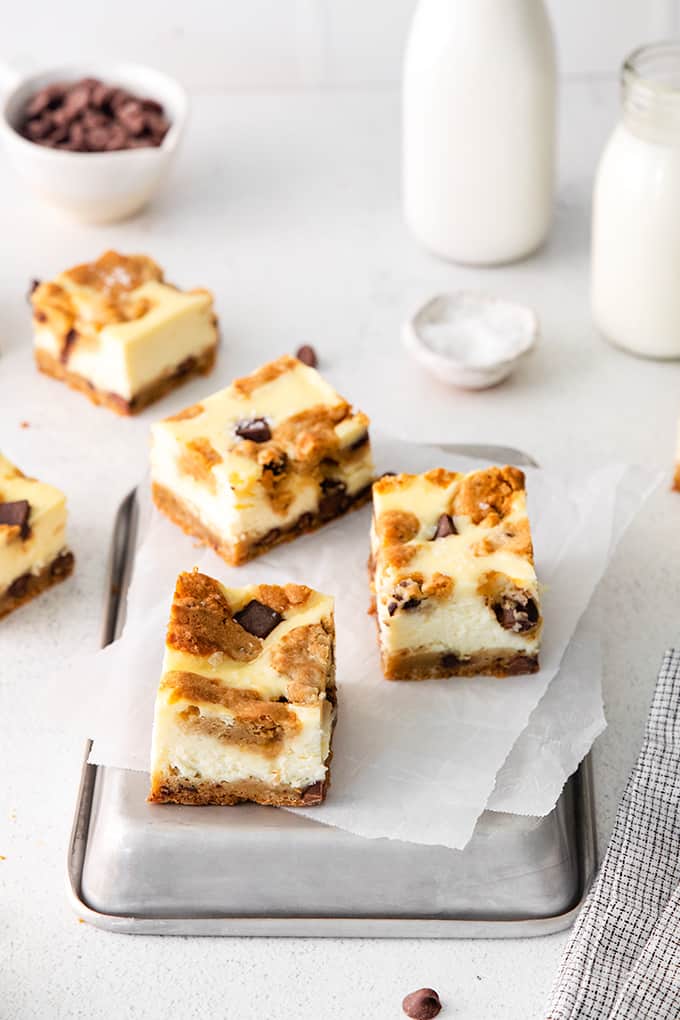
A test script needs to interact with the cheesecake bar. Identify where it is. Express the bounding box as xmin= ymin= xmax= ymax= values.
xmin=151 ymin=354 xmax=375 ymax=565
xmin=31 ymin=250 xmax=218 ymax=415
xmin=0 ymin=453 xmax=74 ymax=619
xmin=149 ymin=571 xmax=336 ymax=806
xmin=370 ymin=466 xmax=542 ymax=680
